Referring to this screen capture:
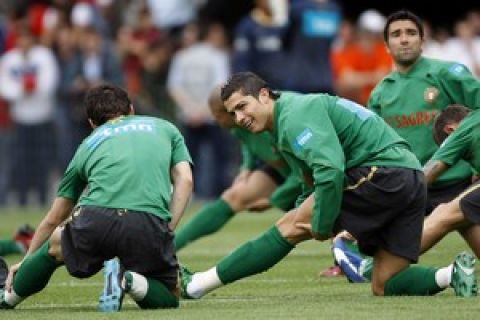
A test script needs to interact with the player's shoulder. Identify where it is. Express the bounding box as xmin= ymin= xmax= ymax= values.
xmin=135 ymin=115 xmax=178 ymax=131
xmin=423 ymin=57 xmax=470 ymax=77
